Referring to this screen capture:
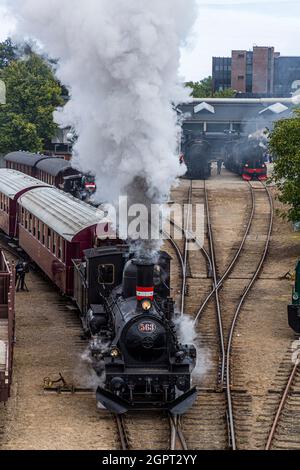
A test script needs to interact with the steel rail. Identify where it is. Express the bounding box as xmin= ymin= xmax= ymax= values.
xmin=168 ymin=218 xmax=213 ymax=277
xmin=226 ymin=182 xmax=274 ymax=450
xmin=115 ymin=415 xmax=130 ymax=450
xmin=204 ymin=182 xmax=226 ymax=386
xmin=265 ymin=361 xmax=299 ymax=450
xmin=169 ymin=414 xmax=188 ymax=450
xmin=180 ymin=182 xmax=192 ymax=316
xmin=194 ymin=183 xmax=255 ymax=325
